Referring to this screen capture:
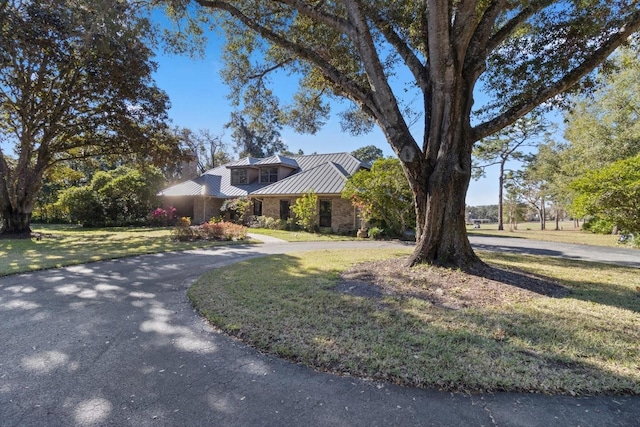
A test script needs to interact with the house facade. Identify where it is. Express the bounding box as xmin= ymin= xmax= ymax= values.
xmin=159 ymin=152 xmax=368 ymax=233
